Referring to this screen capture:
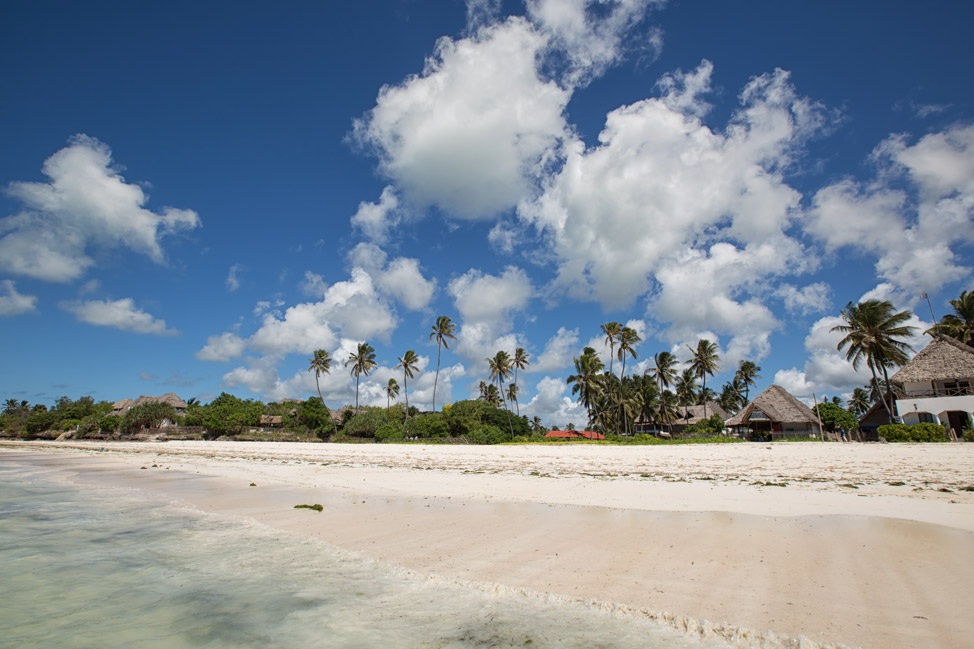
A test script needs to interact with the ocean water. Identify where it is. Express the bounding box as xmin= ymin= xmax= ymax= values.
xmin=0 ymin=458 xmax=766 ymax=649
